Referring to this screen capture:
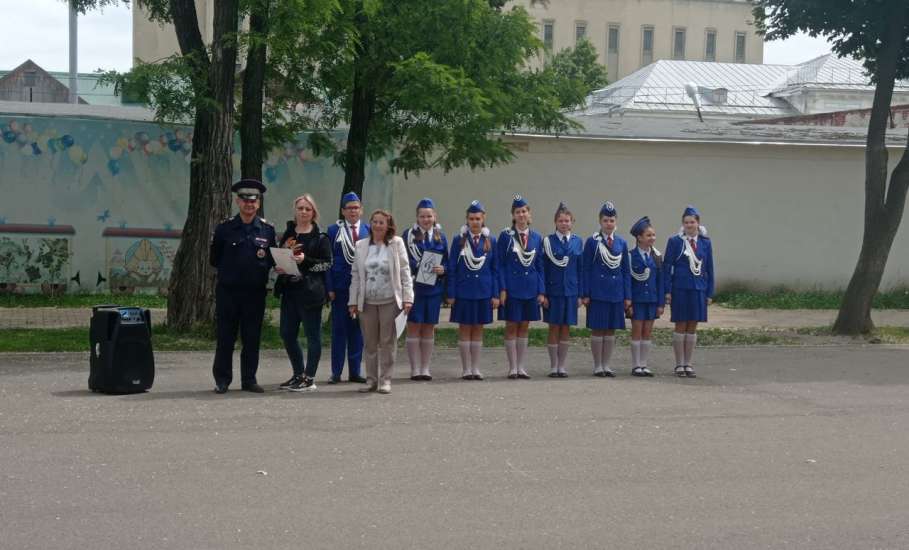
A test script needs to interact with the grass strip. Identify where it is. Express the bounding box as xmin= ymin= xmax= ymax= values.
xmin=713 ymin=288 xmax=909 ymax=310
